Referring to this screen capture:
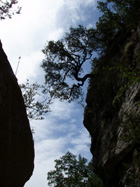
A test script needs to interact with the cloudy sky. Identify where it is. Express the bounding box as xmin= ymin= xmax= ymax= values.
xmin=0 ymin=0 xmax=101 ymax=186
